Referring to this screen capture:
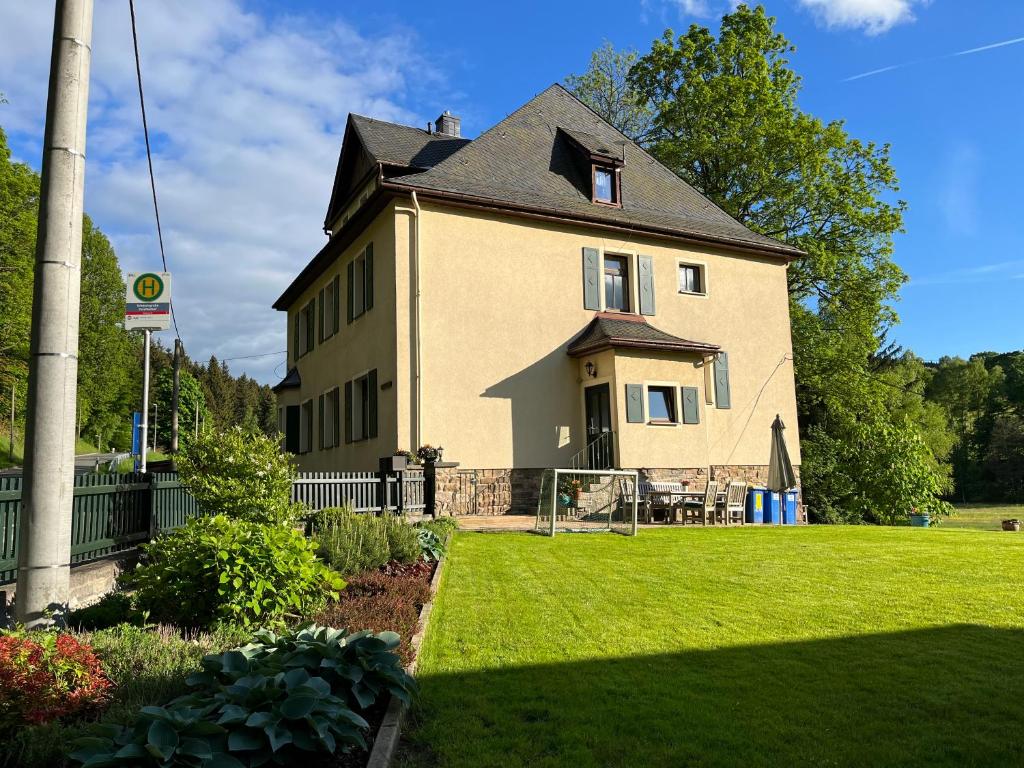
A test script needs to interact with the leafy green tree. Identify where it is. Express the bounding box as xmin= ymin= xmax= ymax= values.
xmin=176 ymin=425 xmax=298 ymax=525
xmin=983 ymin=414 xmax=1024 ymax=502
xmin=565 ymin=42 xmax=653 ymax=142
xmin=569 ymin=5 xmax=950 ymax=522
xmin=153 ymin=367 xmax=207 ymax=447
